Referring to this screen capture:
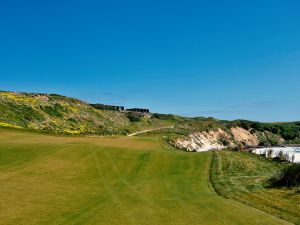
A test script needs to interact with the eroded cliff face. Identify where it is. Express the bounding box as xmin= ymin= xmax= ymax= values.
xmin=173 ymin=127 xmax=284 ymax=152
xmin=173 ymin=128 xmax=235 ymax=152
xmin=231 ymin=127 xmax=259 ymax=146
